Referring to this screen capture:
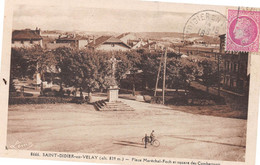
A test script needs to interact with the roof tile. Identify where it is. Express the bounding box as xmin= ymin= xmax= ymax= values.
xmin=12 ymin=29 xmax=42 ymax=40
